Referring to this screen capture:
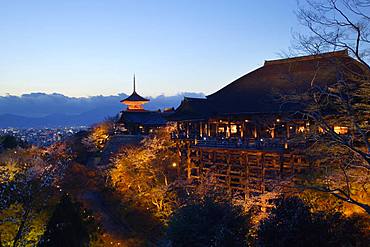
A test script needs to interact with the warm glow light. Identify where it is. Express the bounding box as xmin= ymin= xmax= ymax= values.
xmin=245 ymin=119 xmax=249 ymax=122
xmin=334 ymin=126 xmax=348 ymax=135
xmin=276 ymin=118 xmax=280 ymax=122
xmin=230 ymin=125 xmax=237 ymax=134
xmin=172 ymin=162 xmax=177 ymax=168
